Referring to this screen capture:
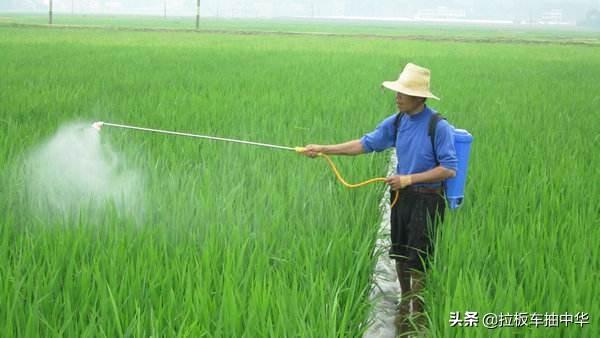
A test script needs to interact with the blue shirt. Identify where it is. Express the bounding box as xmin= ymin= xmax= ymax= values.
xmin=360 ymin=105 xmax=458 ymax=188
